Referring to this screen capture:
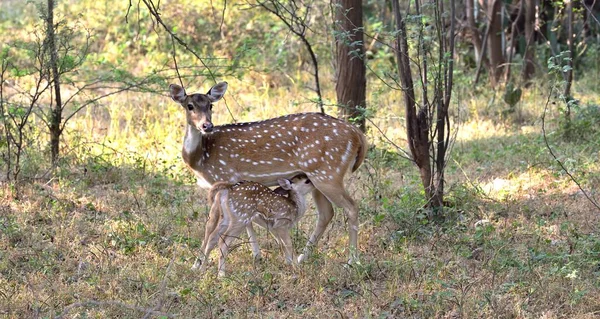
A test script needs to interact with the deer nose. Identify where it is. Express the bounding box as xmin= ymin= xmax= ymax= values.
xmin=202 ymin=122 xmax=213 ymax=132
